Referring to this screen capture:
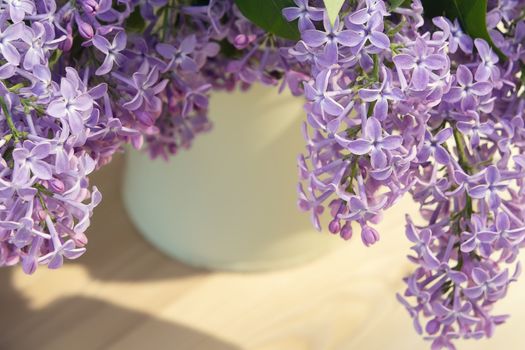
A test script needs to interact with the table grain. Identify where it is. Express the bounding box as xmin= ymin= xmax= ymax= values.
xmin=1 ymin=156 xmax=524 ymax=350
